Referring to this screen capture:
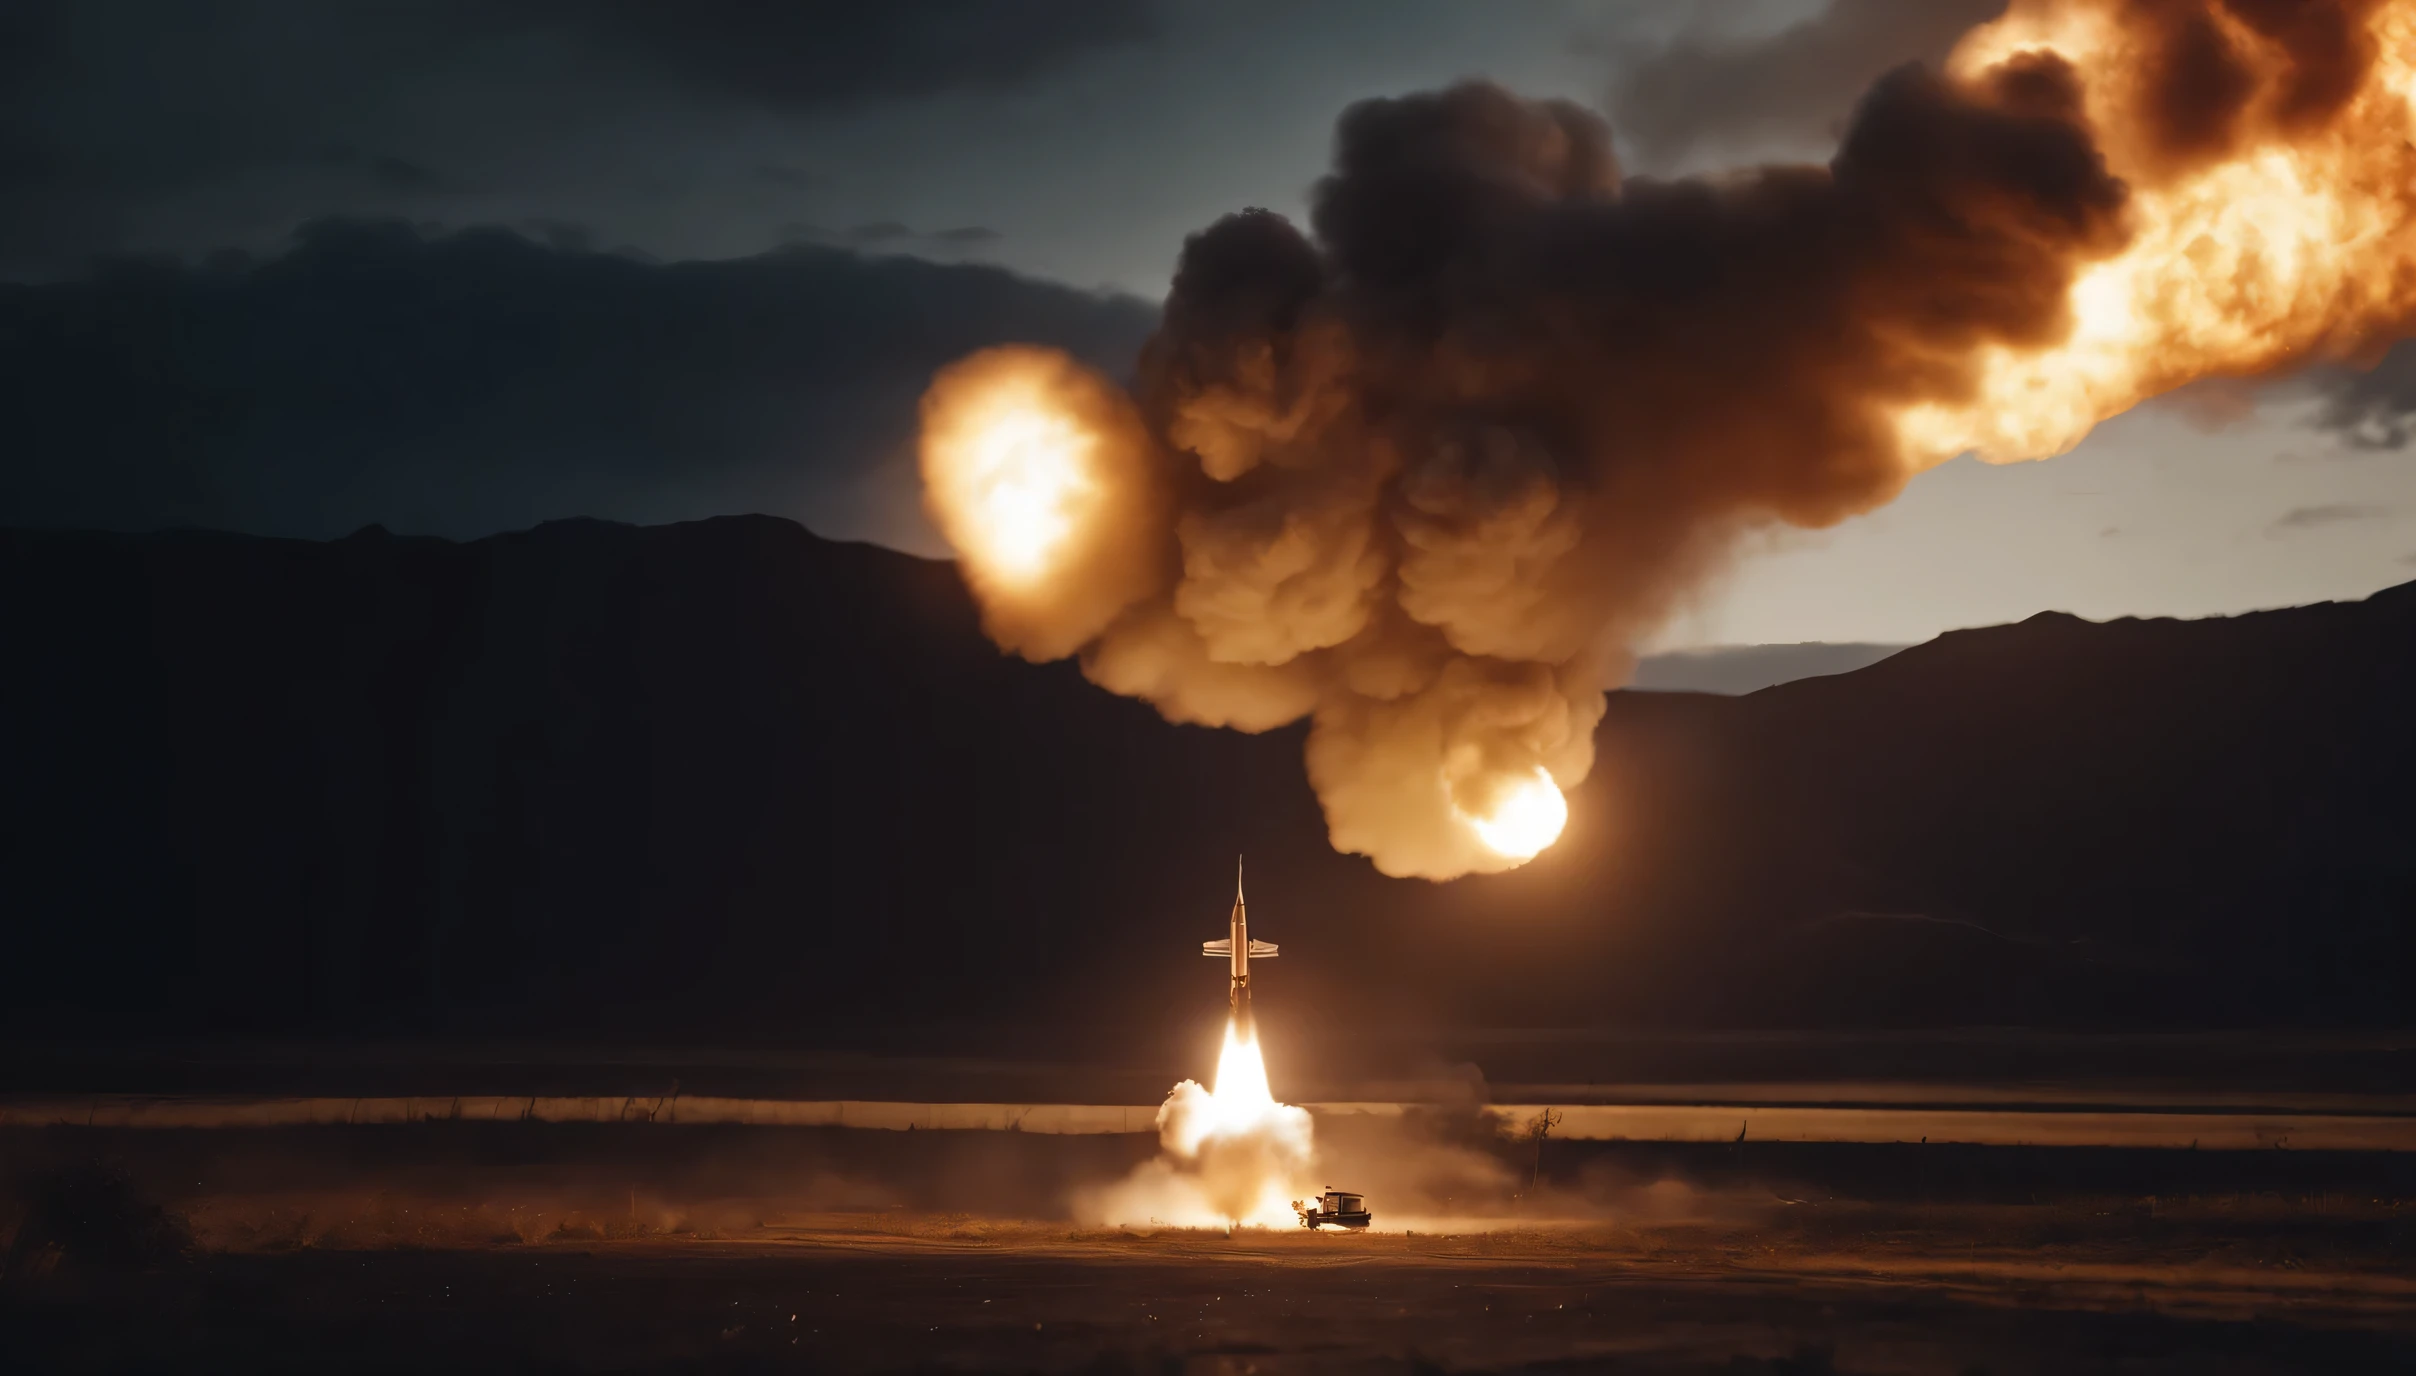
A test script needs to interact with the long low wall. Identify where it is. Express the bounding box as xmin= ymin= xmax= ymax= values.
xmin=1321 ymin=1103 xmax=2416 ymax=1152
xmin=3 ymin=1095 xmax=2411 ymax=1150
xmin=0 ymin=1097 xmax=1159 ymax=1134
